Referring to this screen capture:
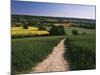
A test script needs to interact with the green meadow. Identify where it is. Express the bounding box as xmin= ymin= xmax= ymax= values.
xmin=64 ymin=27 xmax=96 ymax=70
xmin=64 ymin=27 xmax=95 ymax=35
